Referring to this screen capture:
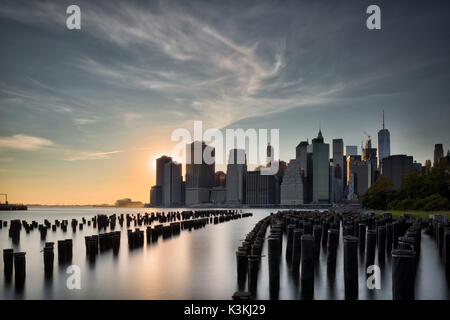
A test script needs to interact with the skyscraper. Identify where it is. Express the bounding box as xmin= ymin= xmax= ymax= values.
xmin=307 ymin=129 xmax=330 ymax=204
xmin=156 ymin=156 xmax=172 ymax=186
xmin=434 ymin=144 xmax=444 ymax=166
xmin=382 ymin=155 xmax=414 ymax=189
xmin=332 ymin=139 xmax=344 ymax=203
xmin=377 ymin=110 xmax=391 ymax=168
xmin=226 ymin=149 xmax=247 ymax=205
xmin=245 ymin=170 xmax=277 ymax=205
xmin=280 ymin=159 xmax=304 ymax=205
xmin=163 ymin=160 xmax=183 ymax=207
xmin=185 ymin=141 xmax=215 ymax=206
xmin=150 ymin=155 xmax=172 ymax=206
xmin=295 ymin=140 xmax=309 ymax=177
xmin=362 ymin=137 xmax=378 ymax=185
xmin=346 ymin=155 xmax=370 ymax=198
xmin=345 ymin=145 xmax=358 ymax=156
